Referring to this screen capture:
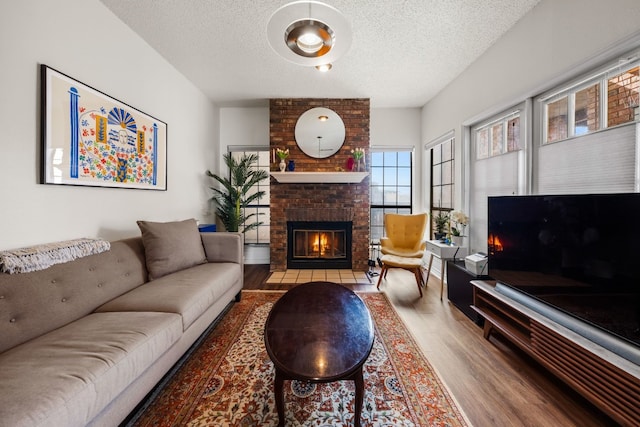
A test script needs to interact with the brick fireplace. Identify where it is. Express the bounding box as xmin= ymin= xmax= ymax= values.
xmin=287 ymin=219 xmax=352 ymax=269
xmin=269 ymin=98 xmax=370 ymax=271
